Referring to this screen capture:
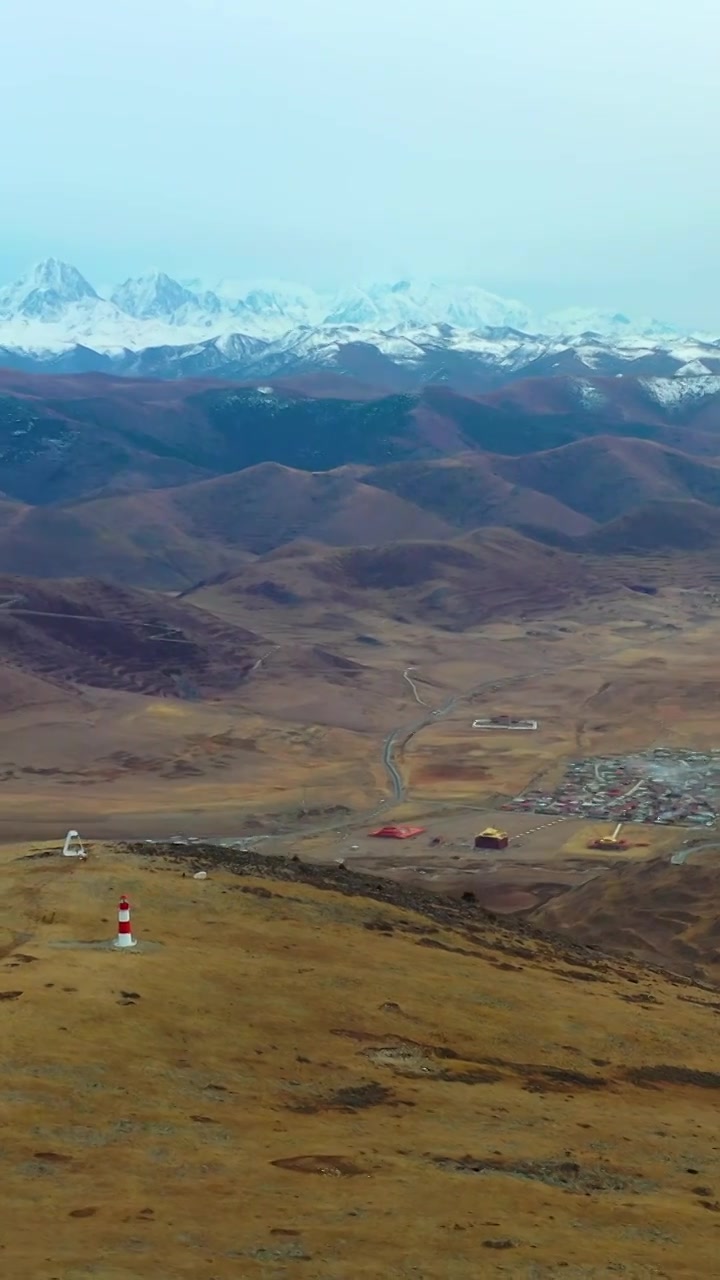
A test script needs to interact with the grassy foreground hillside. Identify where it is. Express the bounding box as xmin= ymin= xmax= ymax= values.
xmin=2 ymin=842 xmax=720 ymax=1279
